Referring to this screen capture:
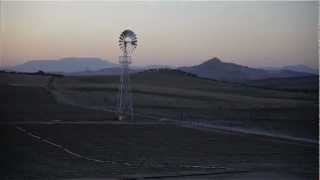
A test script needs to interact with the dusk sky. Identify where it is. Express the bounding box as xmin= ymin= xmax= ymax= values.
xmin=0 ymin=1 xmax=318 ymax=68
